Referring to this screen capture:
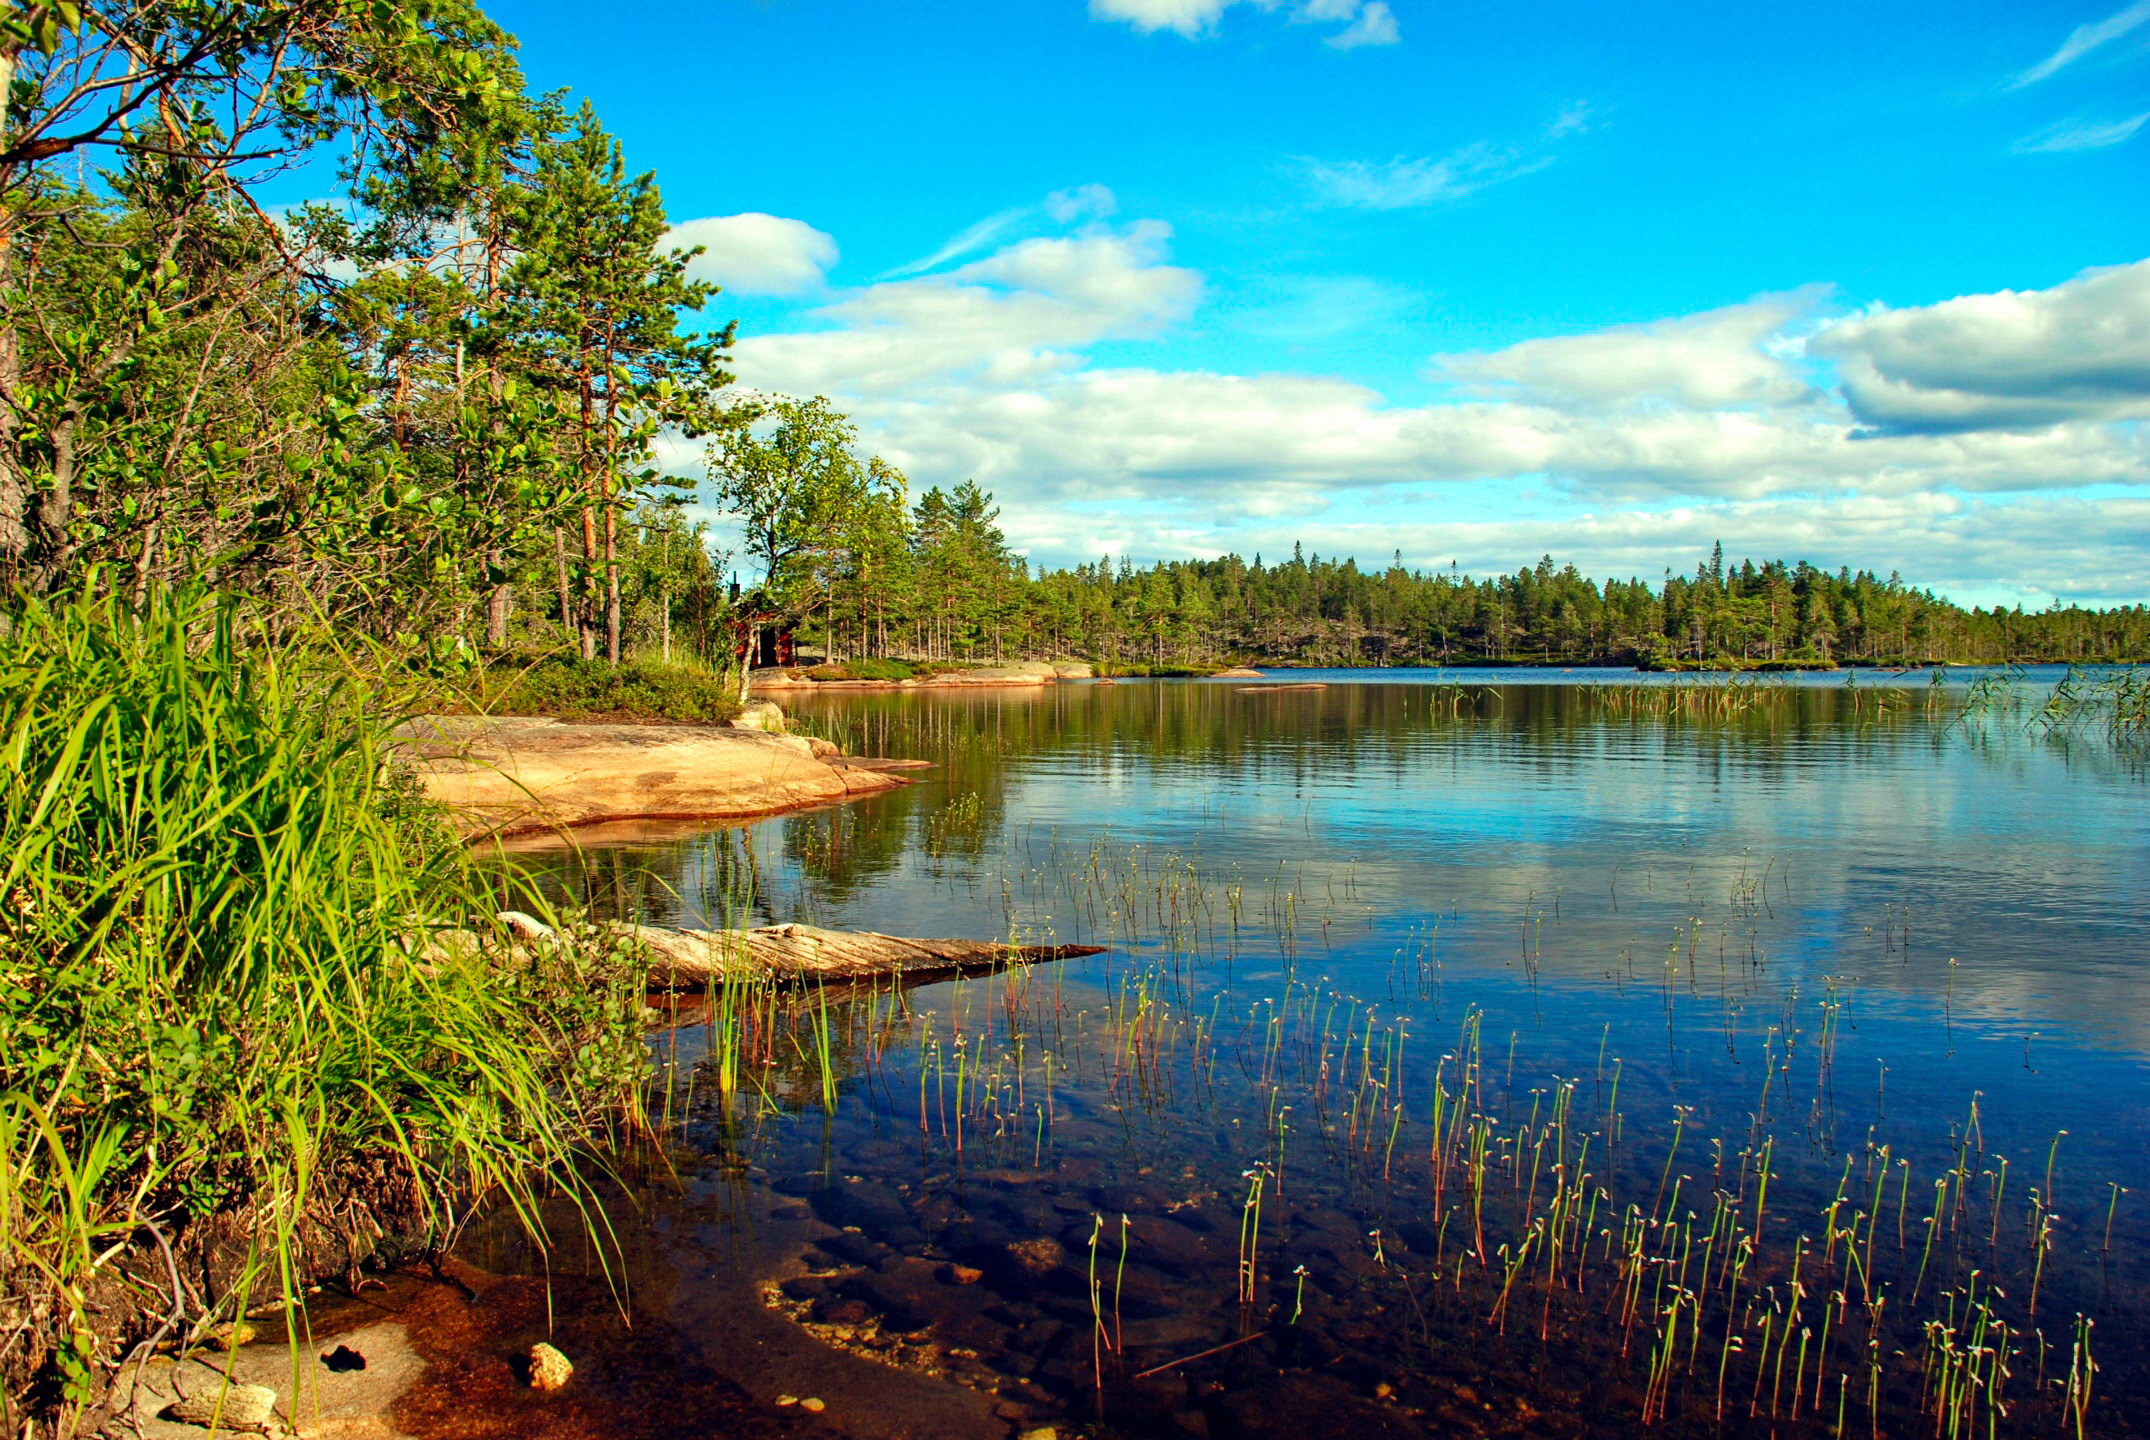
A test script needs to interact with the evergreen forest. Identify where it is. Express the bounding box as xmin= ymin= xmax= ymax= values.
xmin=0 ymin=3 xmax=2136 ymax=677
